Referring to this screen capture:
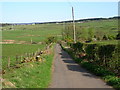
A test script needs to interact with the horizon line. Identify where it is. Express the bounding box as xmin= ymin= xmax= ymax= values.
xmin=0 ymin=15 xmax=119 ymax=24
